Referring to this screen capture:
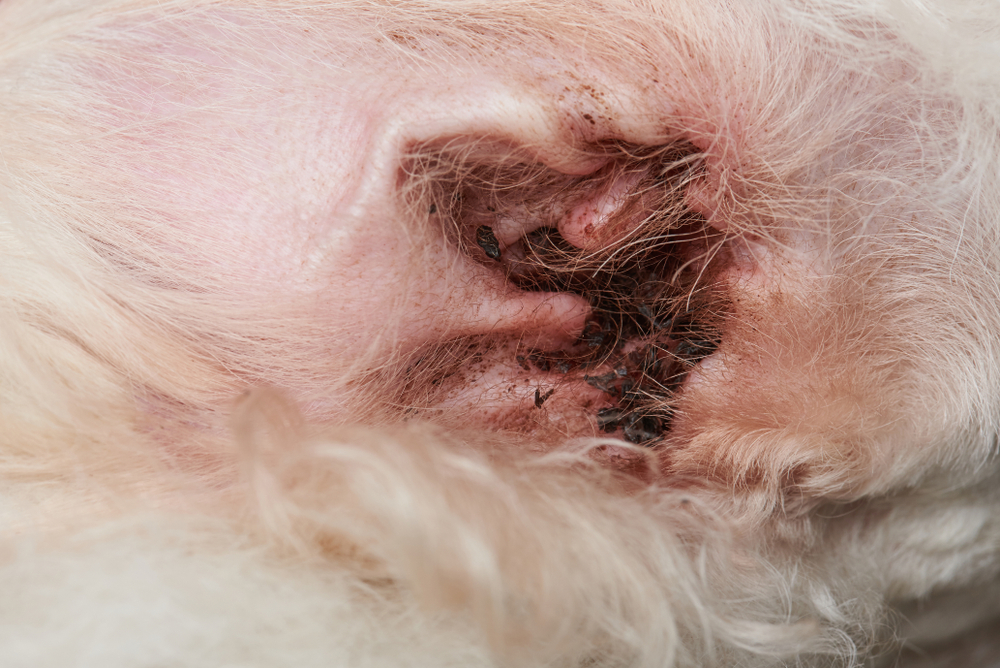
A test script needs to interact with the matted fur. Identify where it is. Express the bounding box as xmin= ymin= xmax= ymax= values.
xmin=2 ymin=0 xmax=1000 ymax=666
